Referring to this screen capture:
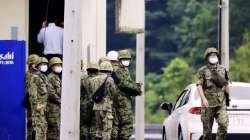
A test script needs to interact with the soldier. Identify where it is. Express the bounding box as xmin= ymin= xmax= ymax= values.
xmin=197 ymin=47 xmax=229 ymax=140
xmin=113 ymin=49 xmax=142 ymax=140
xmin=80 ymin=62 xmax=99 ymax=140
xmin=93 ymin=61 xmax=117 ymax=140
xmin=106 ymin=50 xmax=120 ymax=140
xmin=29 ymin=57 xmax=49 ymax=140
xmin=25 ymin=54 xmax=40 ymax=140
xmin=38 ymin=57 xmax=49 ymax=75
xmin=47 ymin=57 xmax=62 ymax=140
xmin=107 ymin=50 xmax=119 ymax=71
xmin=98 ymin=57 xmax=110 ymax=65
